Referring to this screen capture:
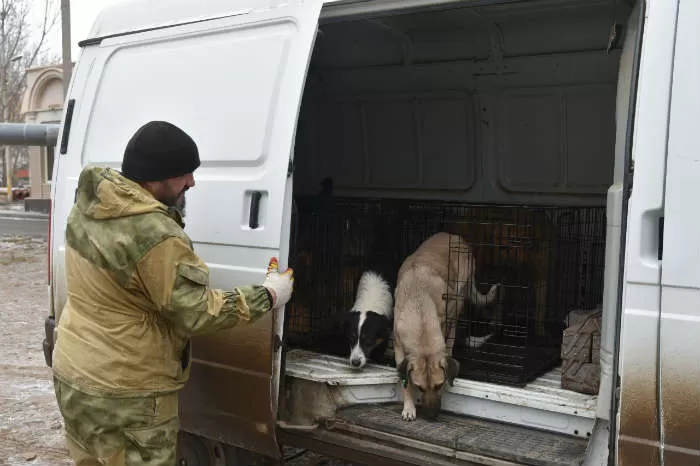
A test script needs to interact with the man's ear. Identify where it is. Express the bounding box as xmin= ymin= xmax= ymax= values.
xmin=443 ymin=357 xmax=460 ymax=386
